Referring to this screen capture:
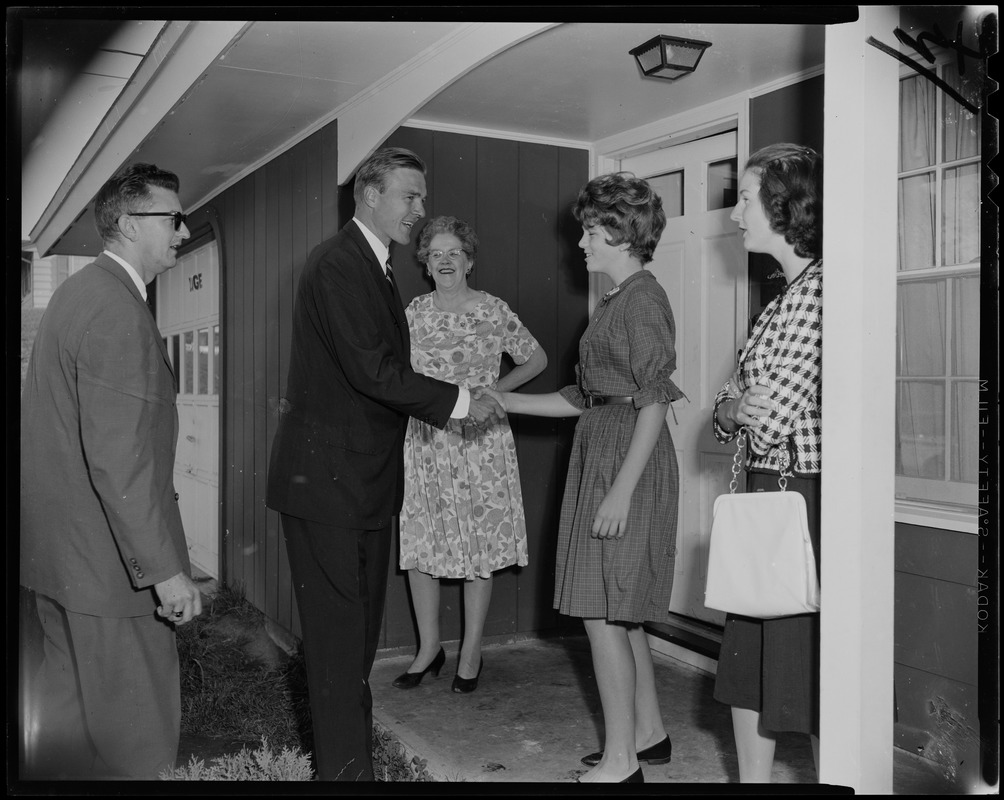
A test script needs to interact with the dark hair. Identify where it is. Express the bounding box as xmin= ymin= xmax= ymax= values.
xmin=572 ymin=172 xmax=666 ymax=264
xmin=416 ymin=216 xmax=479 ymax=266
xmin=93 ymin=163 xmax=181 ymax=243
xmin=745 ymin=143 xmax=822 ymax=259
xmin=353 ymin=147 xmax=427 ymax=205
